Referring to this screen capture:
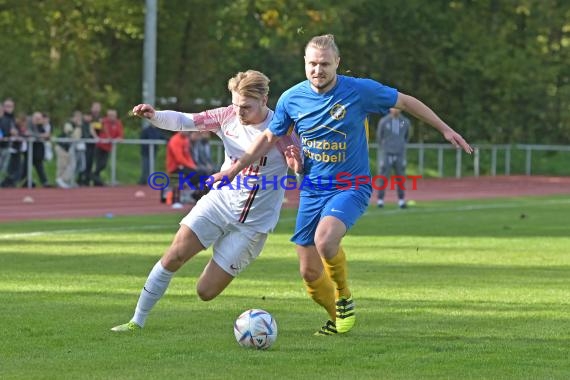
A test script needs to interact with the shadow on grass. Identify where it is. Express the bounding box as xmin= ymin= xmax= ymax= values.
xmin=2 ymin=253 xmax=569 ymax=289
